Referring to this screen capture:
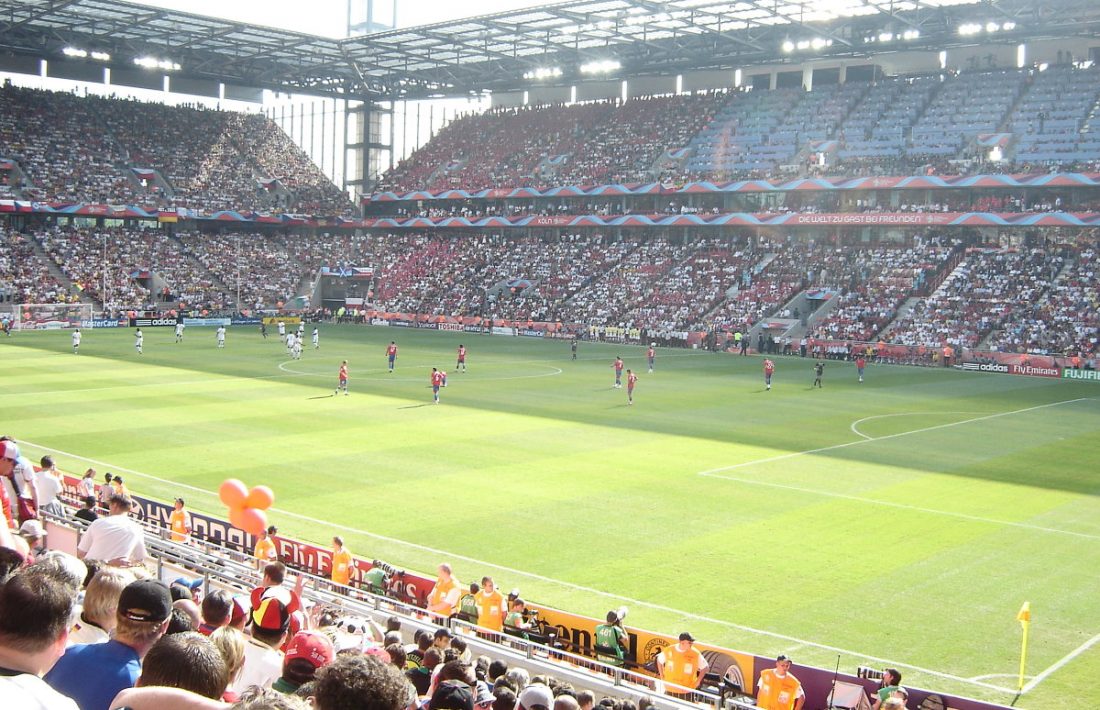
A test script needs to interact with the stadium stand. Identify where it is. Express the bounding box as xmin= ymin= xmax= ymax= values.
xmin=908 ymin=69 xmax=1027 ymax=159
xmin=0 ymin=85 xmax=353 ymax=215
xmin=1010 ymin=64 xmax=1100 ymax=168
xmin=835 ymin=75 xmax=940 ymax=166
xmin=809 ymin=243 xmax=956 ymax=342
xmin=986 ymin=244 xmax=1098 ymax=356
xmin=886 ymin=247 xmax=1065 ymax=349
xmin=177 ymin=231 xmax=308 ymax=310
xmin=34 ymin=226 xmax=153 ymax=308
xmin=3 ymin=488 xmax=724 ymax=710
xmin=0 ymin=226 xmax=73 ymax=304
